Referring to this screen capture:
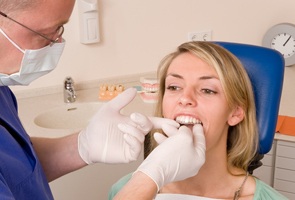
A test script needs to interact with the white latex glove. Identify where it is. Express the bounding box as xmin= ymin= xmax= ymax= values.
xmin=78 ymin=88 xmax=140 ymax=164
xmin=78 ymin=88 xmax=179 ymax=164
xmin=136 ymin=123 xmax=206 ymax=191
xmin=117 ymin=112 xmax=179 ymax=146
